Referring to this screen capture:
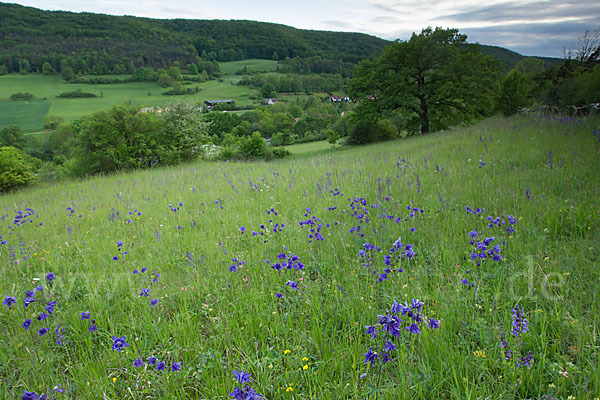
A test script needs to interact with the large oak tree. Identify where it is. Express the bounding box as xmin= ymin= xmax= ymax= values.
xmin=348 ymin=27 xmax=501 ymax=141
